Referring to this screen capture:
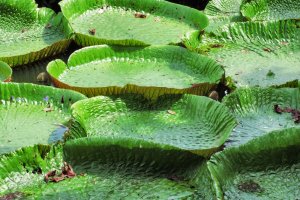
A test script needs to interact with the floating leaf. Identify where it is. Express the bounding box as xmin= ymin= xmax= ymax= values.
xmin=223 ymin=86 xmax=300 ymax=147
xmin=70 ymin=94 xmax=237 ymax=157
xmin=208 ymin=128 xmax=300 ymax=199
xmin=0 ymin=82 xmax=86 ymax=155
xmin=0 ymin=0 xmax=72 ymax=67
xmin=59 ymin=0 xmax=208 ymax=46
xmin=47 ymin=45 xmax=224 ymax=99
